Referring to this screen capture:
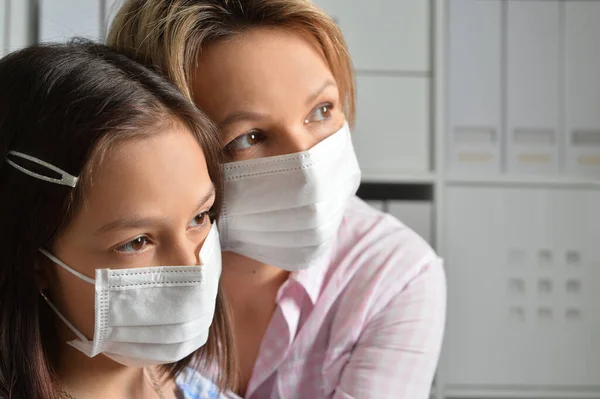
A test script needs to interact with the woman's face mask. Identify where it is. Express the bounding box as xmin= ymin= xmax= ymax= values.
xmin=219 ymin=123 xmax=361 ymax=271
